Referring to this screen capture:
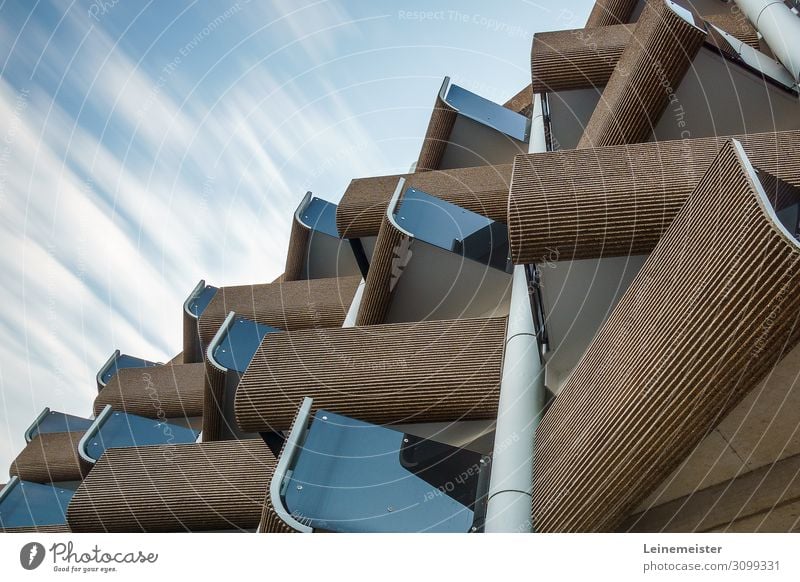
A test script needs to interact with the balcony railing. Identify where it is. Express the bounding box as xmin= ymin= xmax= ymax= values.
xmin=96 ymin=350 xmax=160 ymax=392
xmin=270 ymin=398 xmax=490 ymax=533
xmin=0 ymin=477 xmax=74 ymax=529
